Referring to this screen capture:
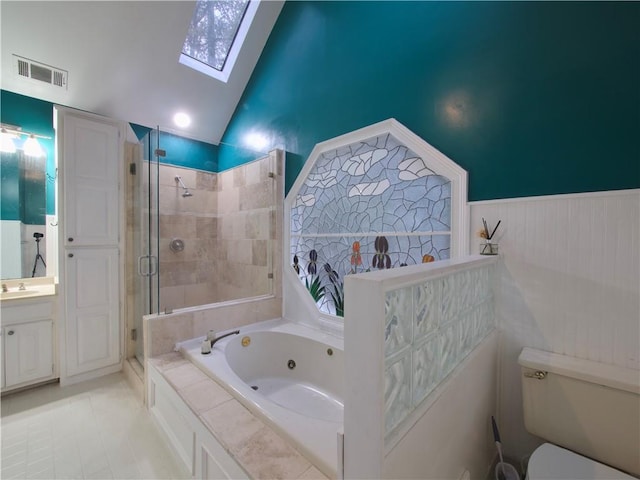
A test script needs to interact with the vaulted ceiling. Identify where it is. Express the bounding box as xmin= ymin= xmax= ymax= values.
xmin=0 ymin=1 xmax=283 ymax=144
